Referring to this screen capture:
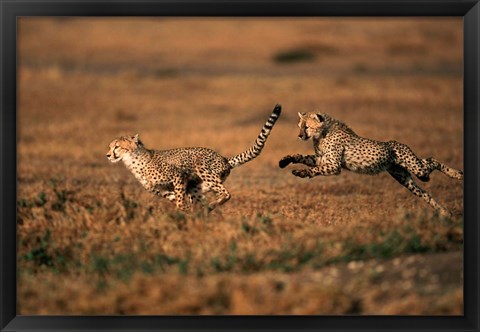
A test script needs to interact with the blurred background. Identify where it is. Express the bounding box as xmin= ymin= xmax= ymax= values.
xmin=17 ymin=18 xmax=463 ymax=315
